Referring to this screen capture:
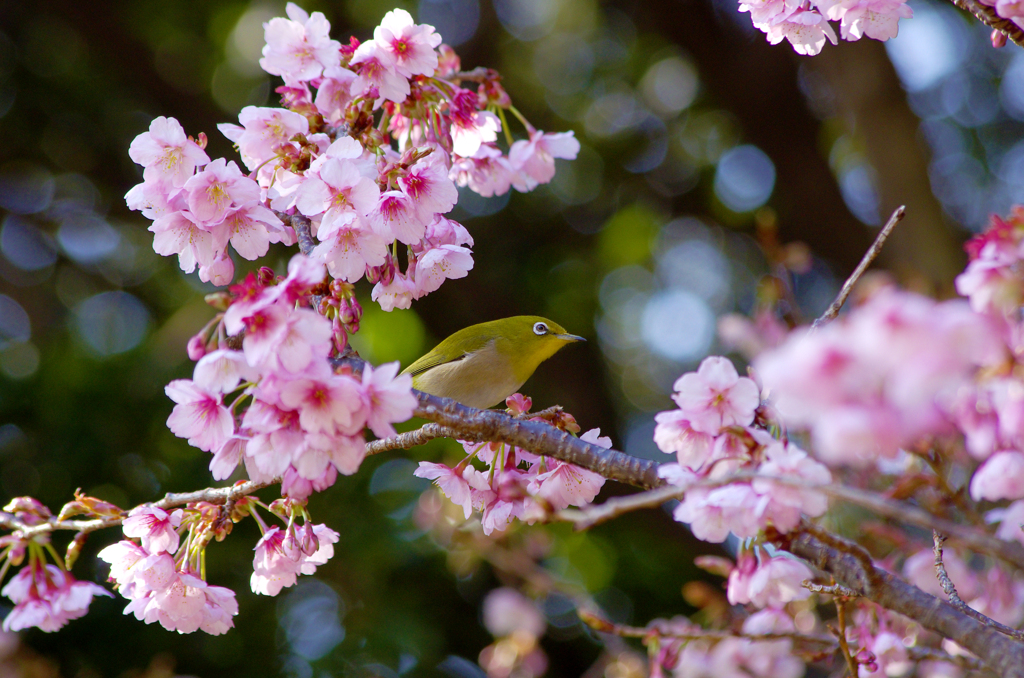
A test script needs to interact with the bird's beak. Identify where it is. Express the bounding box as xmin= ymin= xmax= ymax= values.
xmin=556 ymin=333 xmax=586 ymax=343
